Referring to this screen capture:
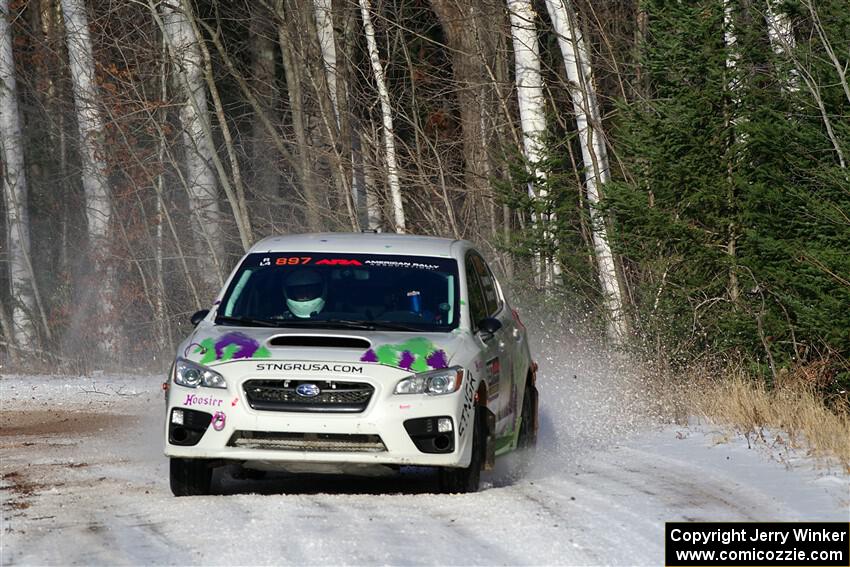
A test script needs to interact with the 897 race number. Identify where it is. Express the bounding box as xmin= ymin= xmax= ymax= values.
xmin=275 ymin=257 xmax=312 ymax=265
